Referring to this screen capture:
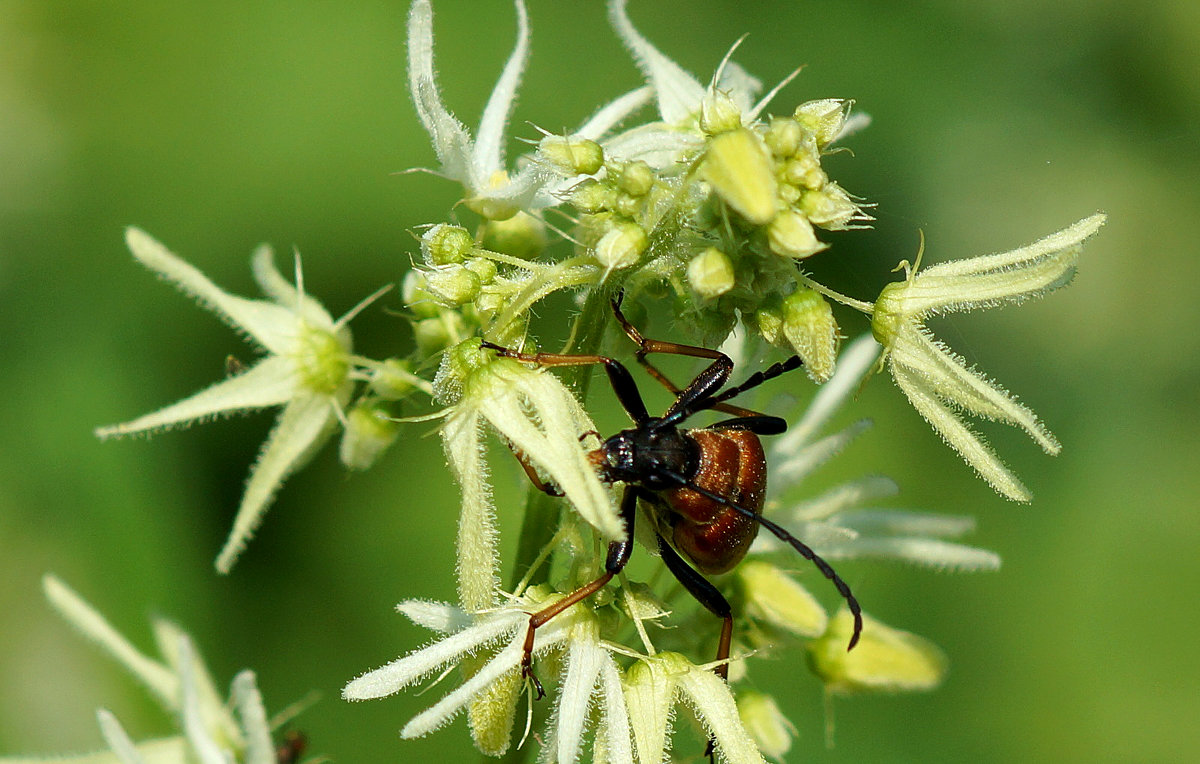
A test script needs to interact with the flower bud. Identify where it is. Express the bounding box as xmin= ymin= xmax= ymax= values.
xmin=767 ymin=209 xmax=826 ymax=259
xmin=794 ymin=98 xmax=849 ymax=148
xmin=421 ymin=223 xmax=474 ymax=266
xmin=781 ymin=154 xmax=826 ymax=190
xmin=481 ymin=211 xmax=547 ymax=259
xmin=424 ymin=264 xmax=481 ymax=307
xmin=369 ymin=358 xmax=417 ymax=400
xmin=414 ymin=313 xmax=464 ymax=360
xmin=802 ymin=183 xmax=864 ymax=230
xmin=754 ymin=303 xmax=785 ymax=346
xmin=687 ymin=247 xmax=736 ymax=298
xmin=339 ymin=399 xmax=400 ymax=470
xmin=703 ymin=128 xmax=778 ymax=226
xmin=737 ymin=691 xmax=794 ymax=761
xmin=616 ymin=159 xmax=654 ymax=197
xmin=698 ymin=88 xmax=742 ymax=134
xmin=464 ymin=256 xmax=497 ymax=284
xmin=402 ymin=270 xmax=441 ymax=319
xmin=537 ymin=134 xmax=605 ymax=176
xmin=594 ymin=221 xmax=648 ymax=271
xmin=781 ymin=287 xmax=839 ymax=383
xmin=464 ymin=653 xmax=521 ymax=756
xmin=736 ymin=560 xmax=827 ymax=638
xmin=763 ymin=116 xmax=802 ymax=158
xmin=807 ymin=609 xmax=948 ymax=695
